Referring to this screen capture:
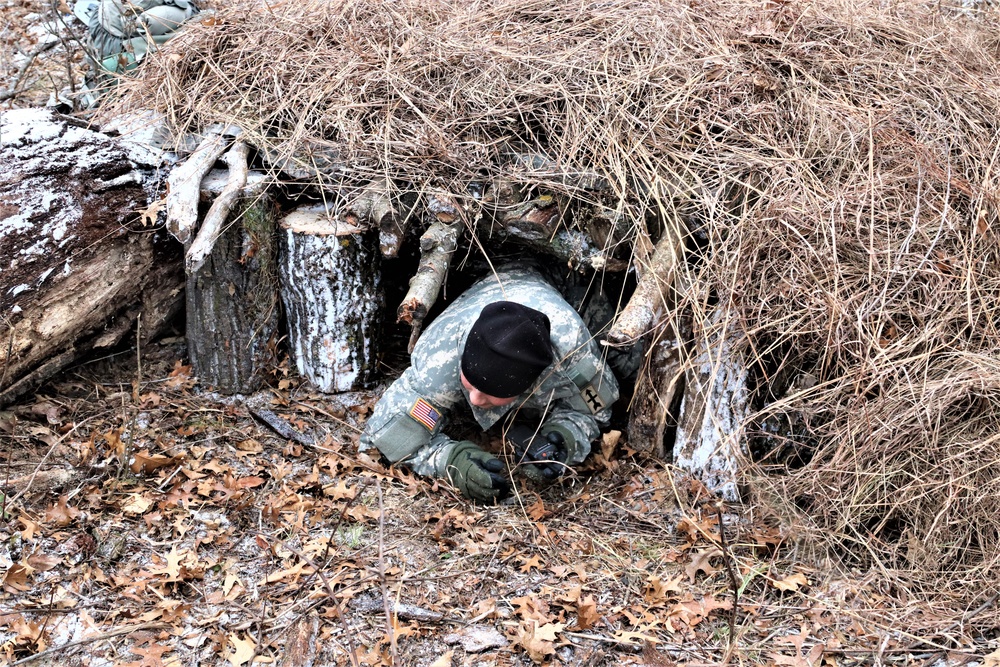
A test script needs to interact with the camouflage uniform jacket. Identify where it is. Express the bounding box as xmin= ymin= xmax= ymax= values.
xmin=360 ymin=266 xmax=619 ymax=480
